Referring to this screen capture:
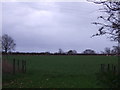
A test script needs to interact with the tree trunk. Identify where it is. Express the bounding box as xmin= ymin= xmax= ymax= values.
xmin=118 ymin=32 xmax=120 ymax=76
xmin=5 ymin=48 xmax=7 ymax=54
xmin=117 ymin=8 xmax=120 ymax=88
